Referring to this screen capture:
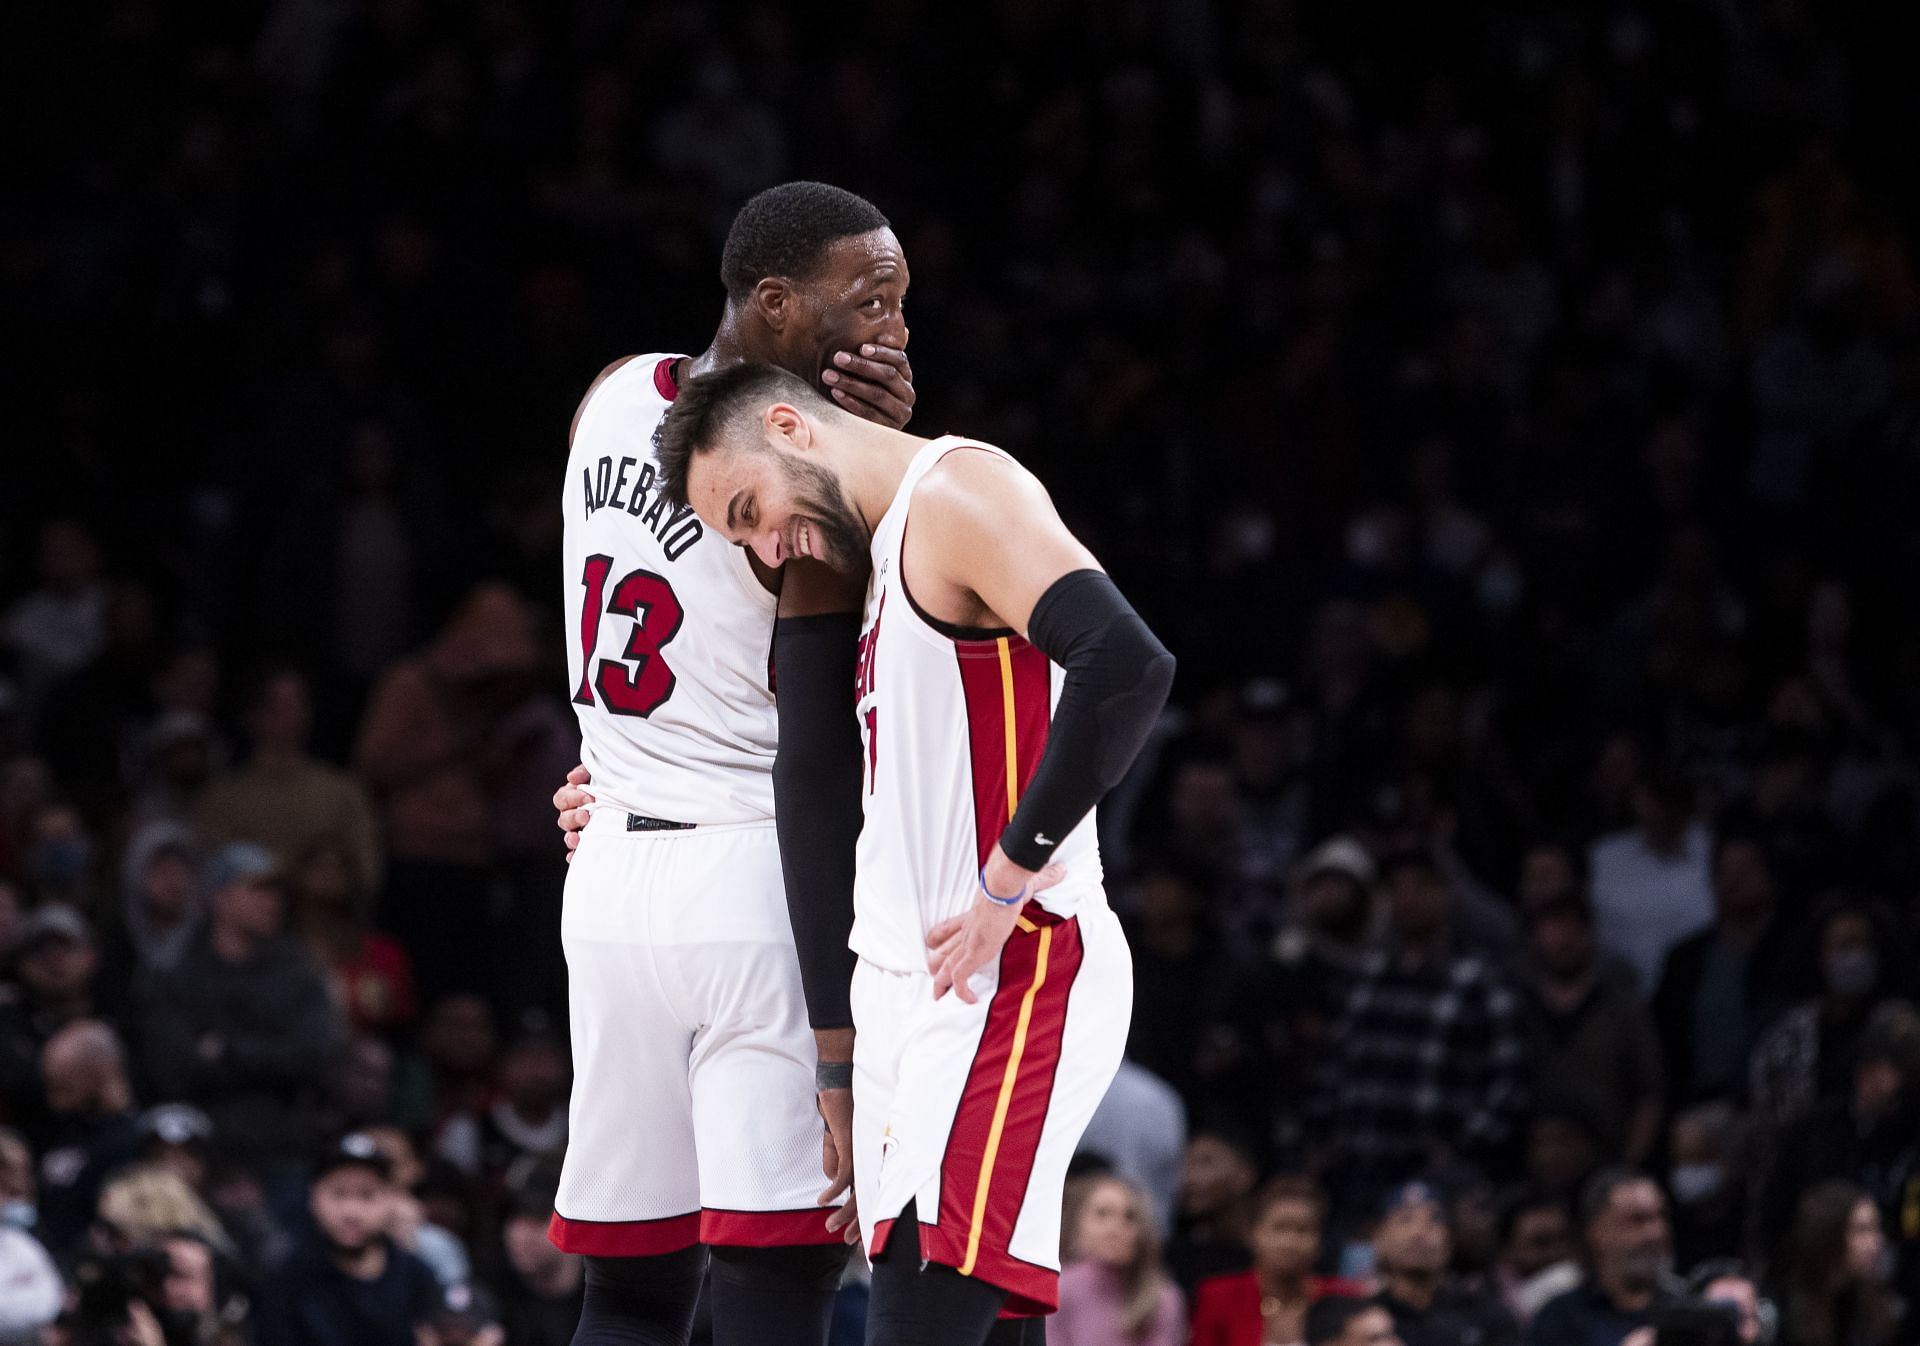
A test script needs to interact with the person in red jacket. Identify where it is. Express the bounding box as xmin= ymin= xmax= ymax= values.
xmin=1192 ymin=1175 xmax=1368 ymax=1346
